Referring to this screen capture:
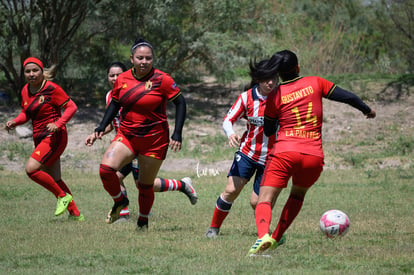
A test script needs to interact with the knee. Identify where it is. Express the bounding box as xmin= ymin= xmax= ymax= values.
xmin=99 ymin=164 xmax=116 ymax=179
xmin=25 ymin=160 xmax=39 ymax=174
xmin=223 ymin=185 xmax=242 ymax=202
xmin=221 ymin=191 xmax=237 ymax=203
xmin=250 ymin=200 xmax=257 ymax=210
